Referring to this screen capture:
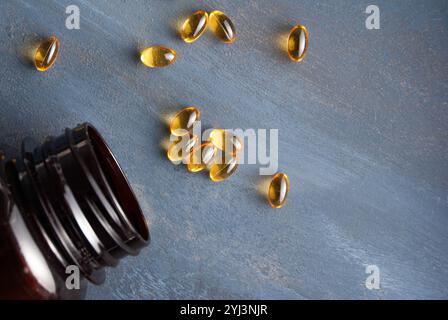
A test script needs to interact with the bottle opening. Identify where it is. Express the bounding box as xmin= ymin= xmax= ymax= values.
xmin=86 ymin=125 xmax=150 ymax=243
